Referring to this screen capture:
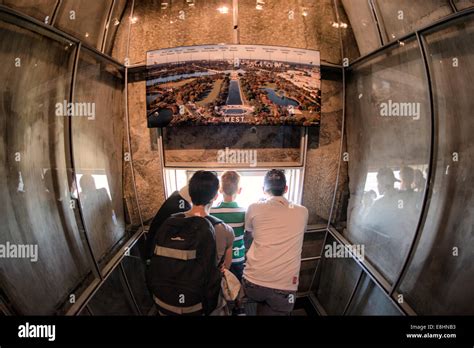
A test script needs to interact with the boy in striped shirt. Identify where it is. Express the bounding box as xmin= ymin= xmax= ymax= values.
xmin=211 ymin=171 xmax=246 ymax=281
